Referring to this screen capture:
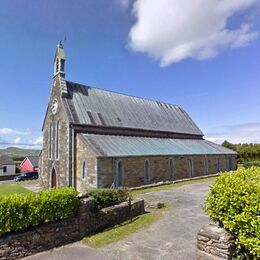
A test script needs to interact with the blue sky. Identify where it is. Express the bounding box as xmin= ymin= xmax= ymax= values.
xmin=0 ymin=0 xmax=260 ymax=149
